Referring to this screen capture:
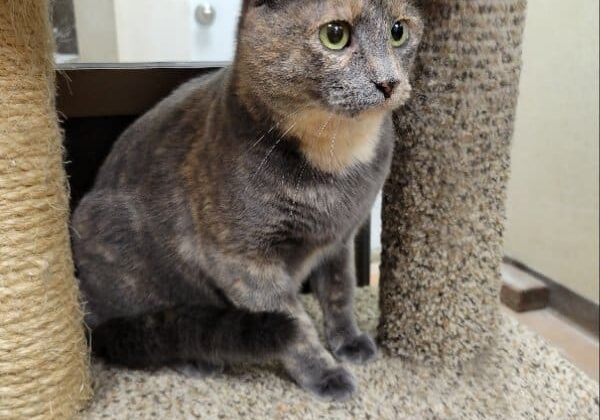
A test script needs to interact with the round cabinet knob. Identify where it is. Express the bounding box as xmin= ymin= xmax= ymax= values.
xmin=195 ymin=3 xmax=216 ymax=26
